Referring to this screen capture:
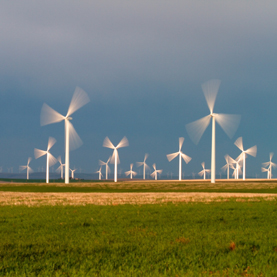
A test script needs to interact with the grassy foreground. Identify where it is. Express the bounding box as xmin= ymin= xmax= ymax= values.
xmin=1 ymin=201 xmax=277 ymax=276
